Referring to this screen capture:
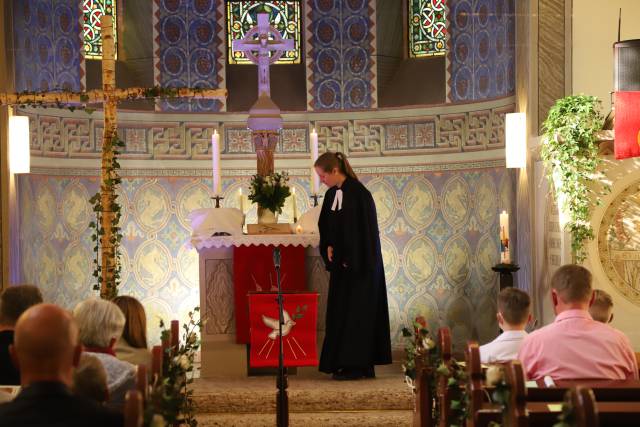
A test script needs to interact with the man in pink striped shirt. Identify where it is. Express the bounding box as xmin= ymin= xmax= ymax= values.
xmin=518 ymin=265 xmax=638 ymax=381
